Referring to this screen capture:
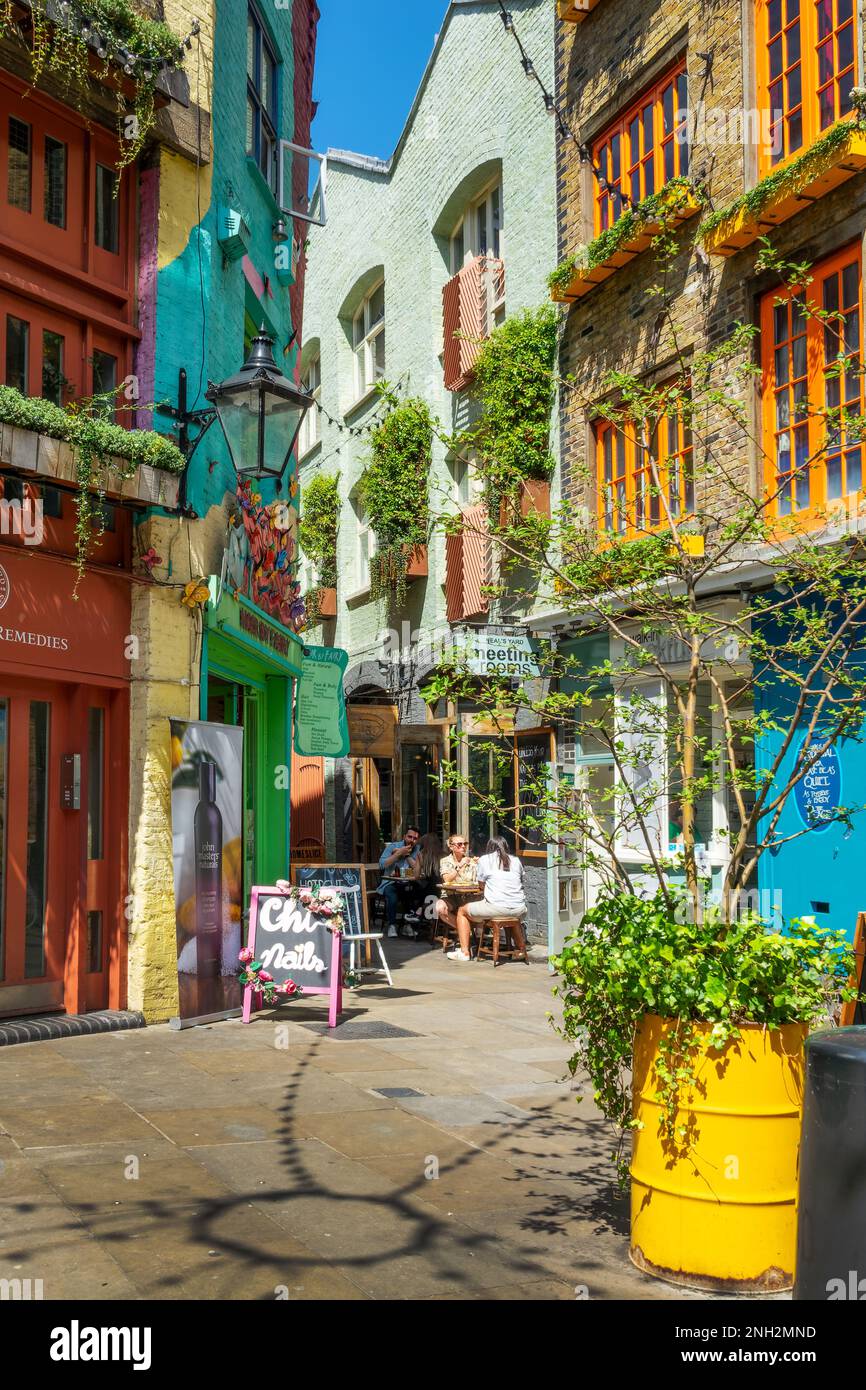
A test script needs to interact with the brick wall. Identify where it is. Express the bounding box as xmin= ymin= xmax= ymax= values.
xmin=554 ymin=0 xmax=866 ymax=527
